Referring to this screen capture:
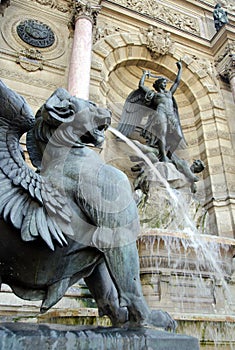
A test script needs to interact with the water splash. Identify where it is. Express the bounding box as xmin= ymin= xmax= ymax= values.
xmin=108 ymin=126 xmax=233 ymax=310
